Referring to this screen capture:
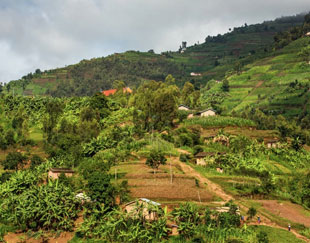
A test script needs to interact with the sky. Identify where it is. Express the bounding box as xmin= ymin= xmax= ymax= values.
xmin=0 ymin=0 xmax=309 ymax=83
